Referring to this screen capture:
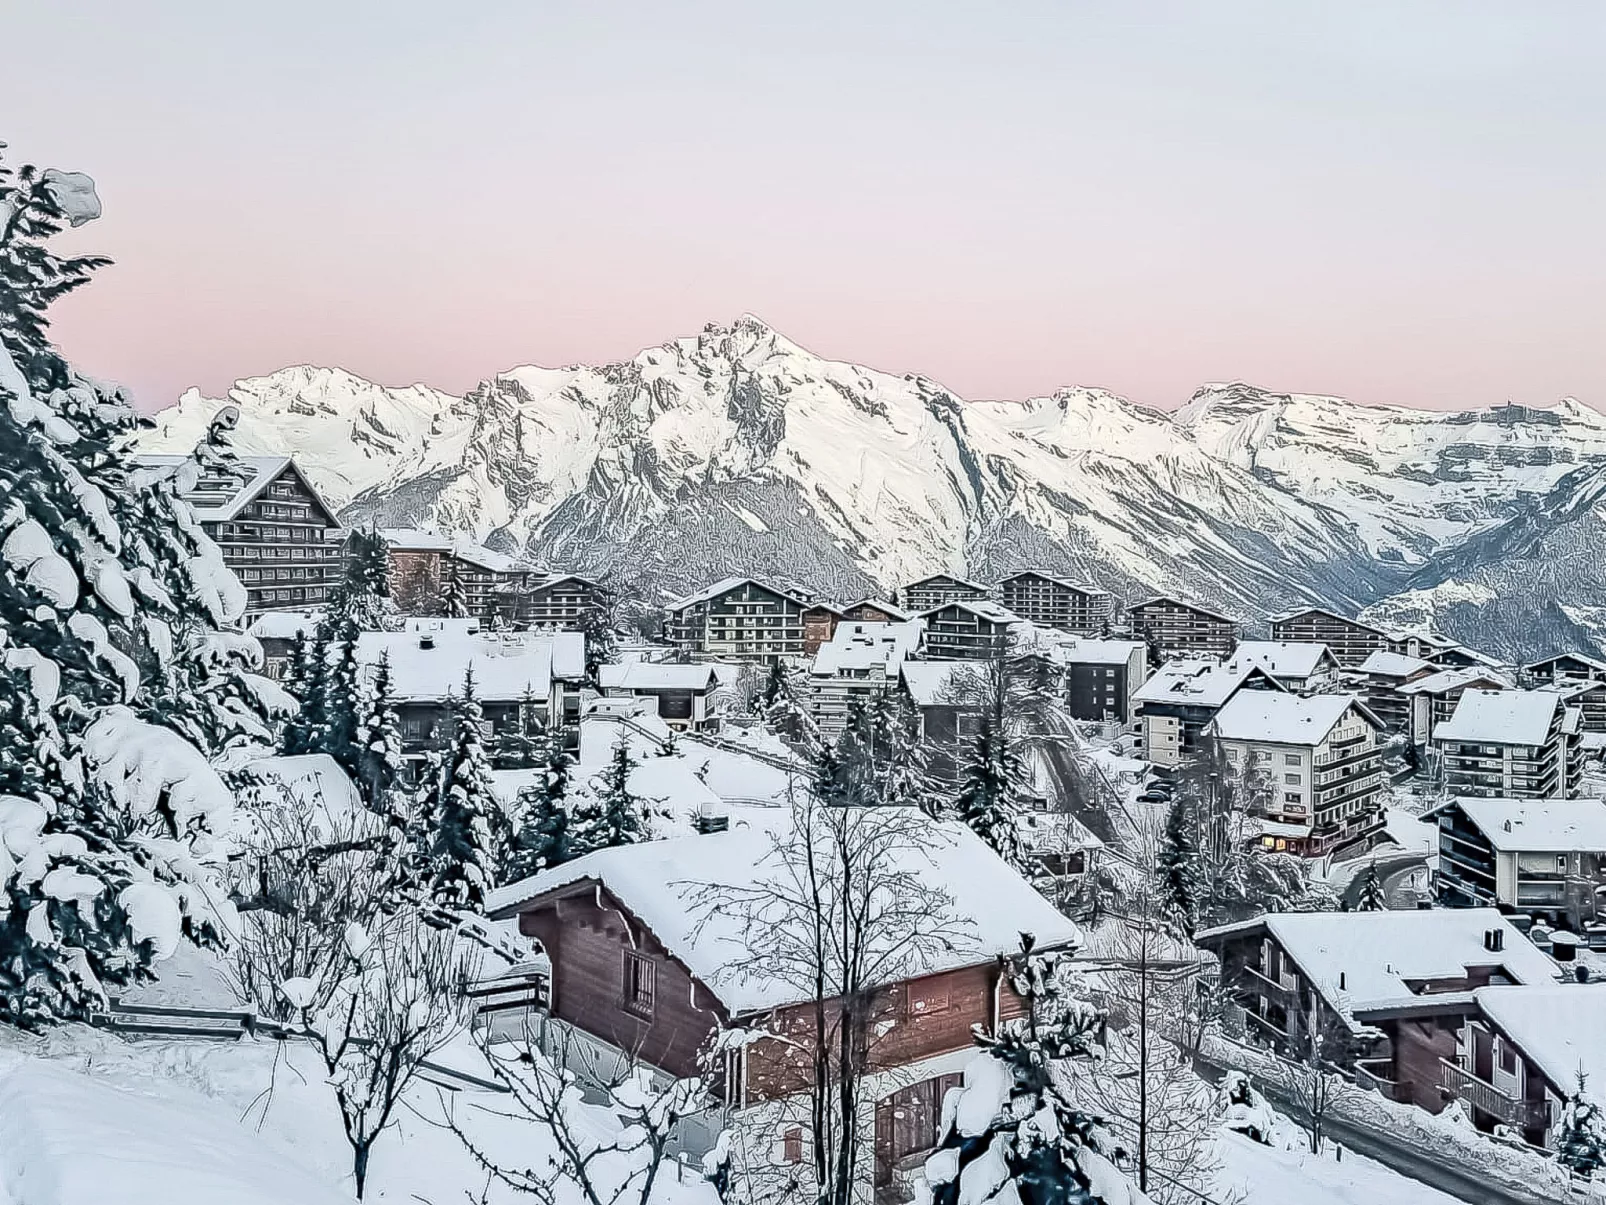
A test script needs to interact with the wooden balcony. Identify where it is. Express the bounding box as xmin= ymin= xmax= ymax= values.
xmin=1438 ymin=1060 xmax=1548 ymax=1130
xmin=1354 ymin=1057 xmax=1414 ymax=1105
